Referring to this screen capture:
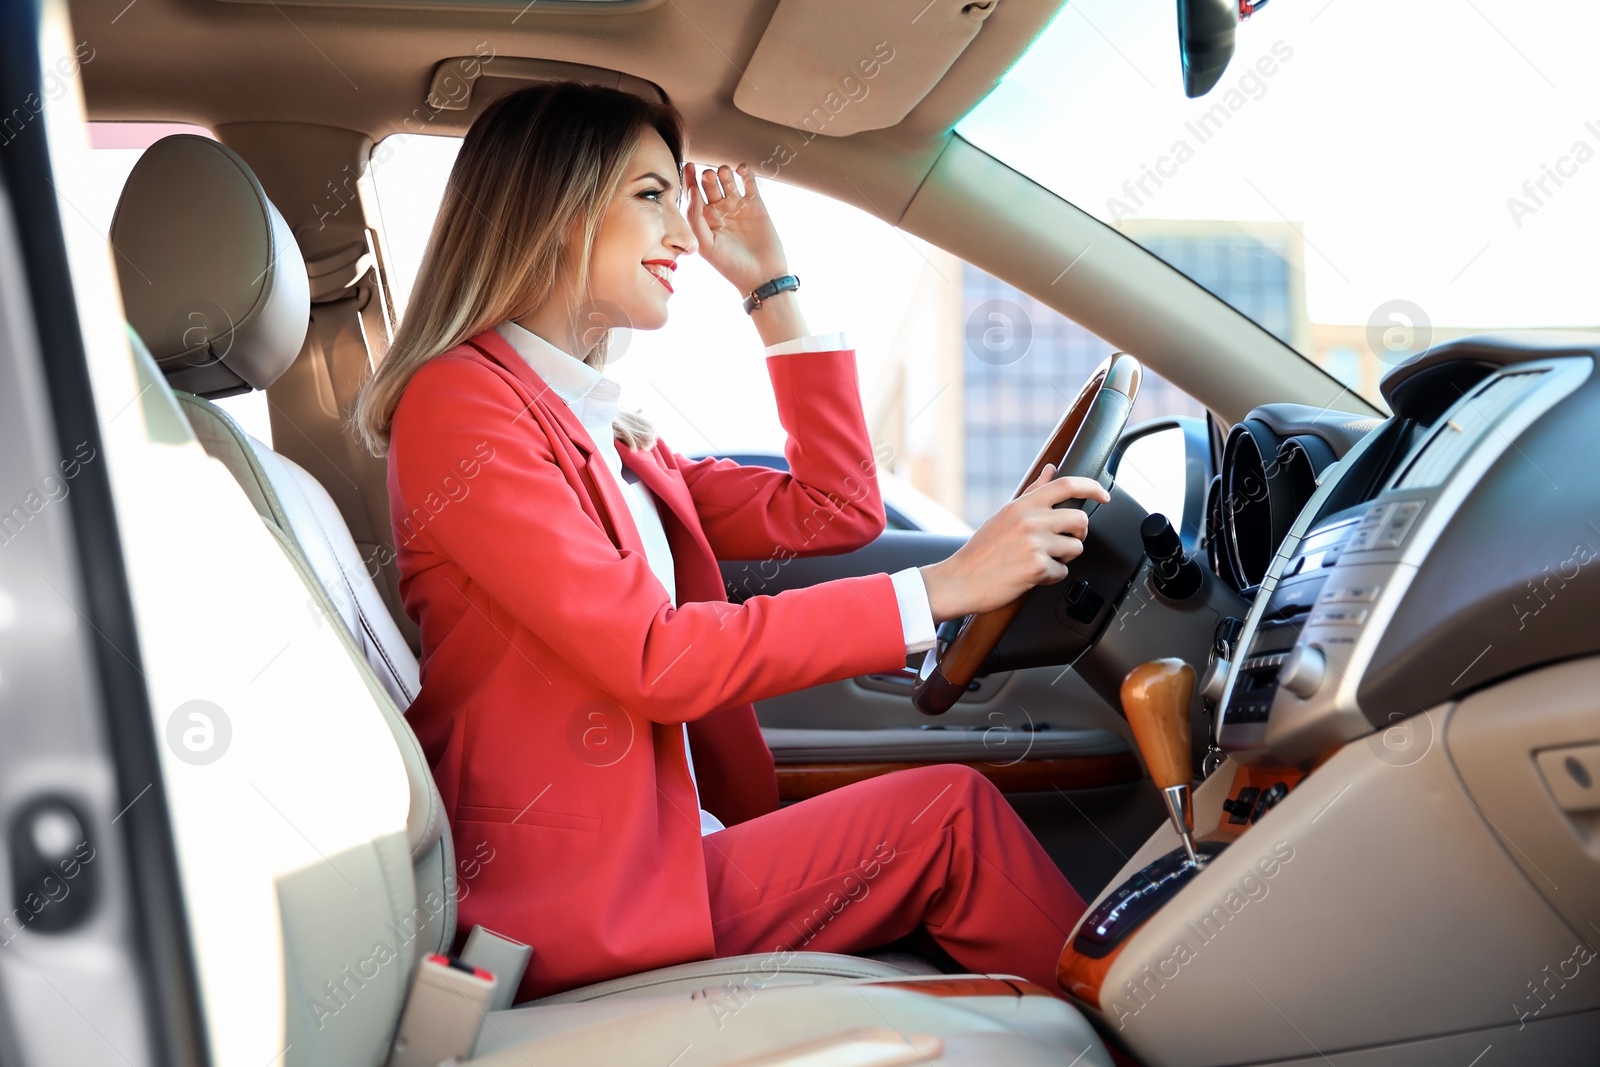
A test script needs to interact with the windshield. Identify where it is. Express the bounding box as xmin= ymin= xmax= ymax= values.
xmin=957 ymin=0 xmax=1600 ymax=408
